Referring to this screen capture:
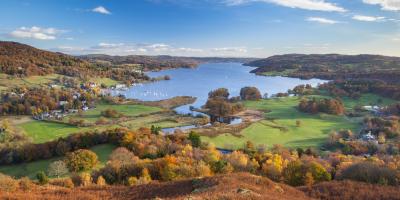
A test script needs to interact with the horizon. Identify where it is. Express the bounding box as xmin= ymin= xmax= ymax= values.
xmin=0 ymin=0 xmax=400 ymax=57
